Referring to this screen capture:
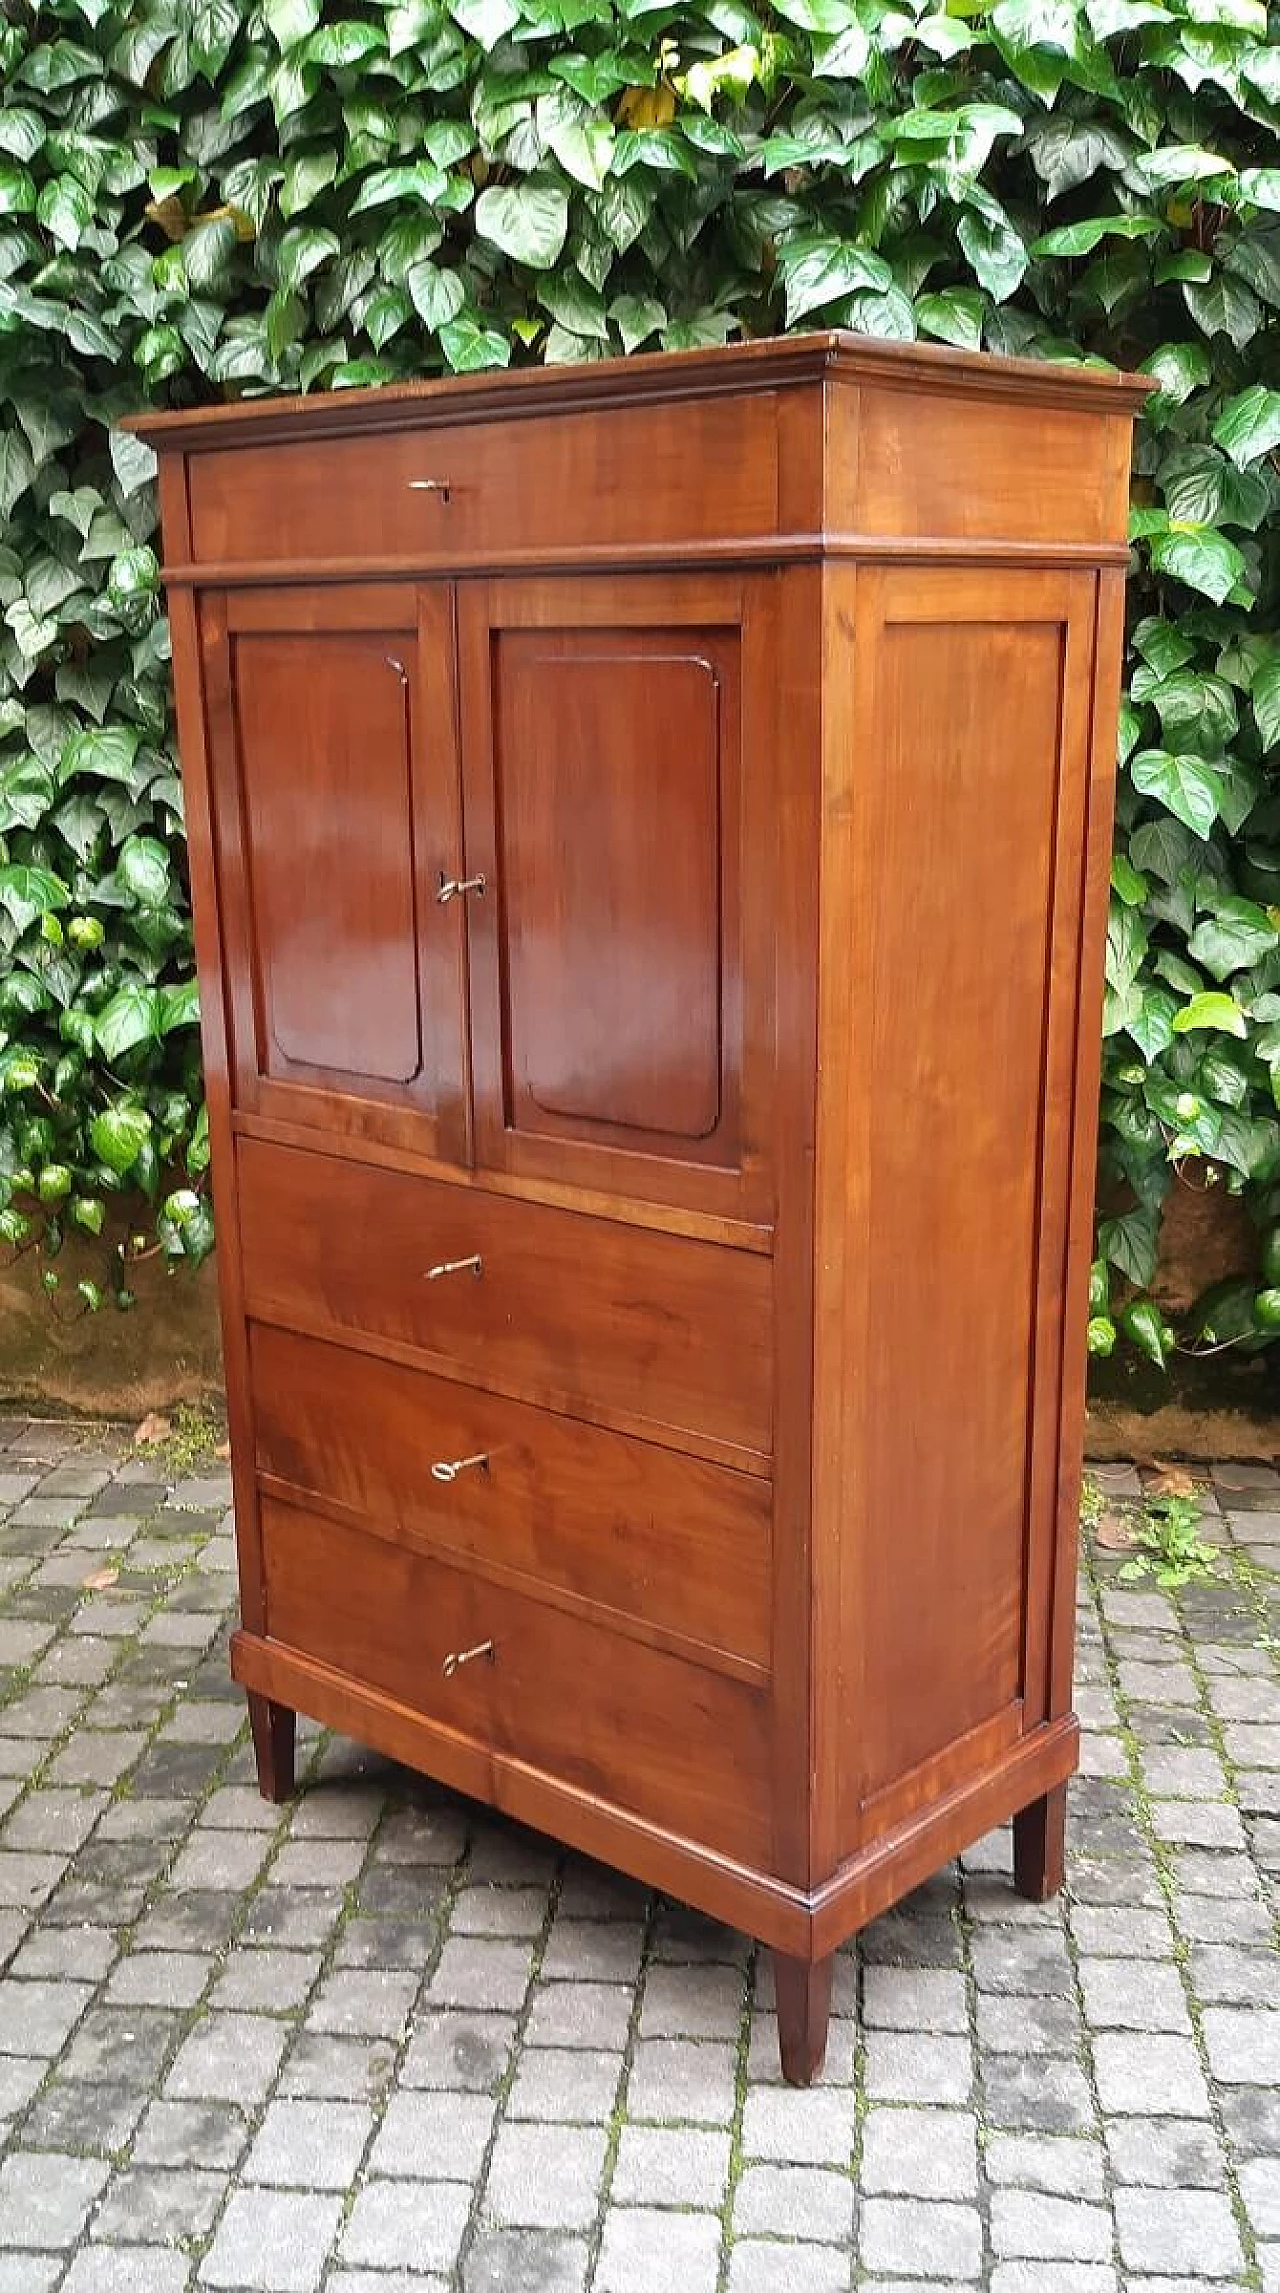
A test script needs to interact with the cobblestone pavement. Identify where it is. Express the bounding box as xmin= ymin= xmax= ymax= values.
xmin=0 ymin=1421 xmax=1278 ymax=2291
